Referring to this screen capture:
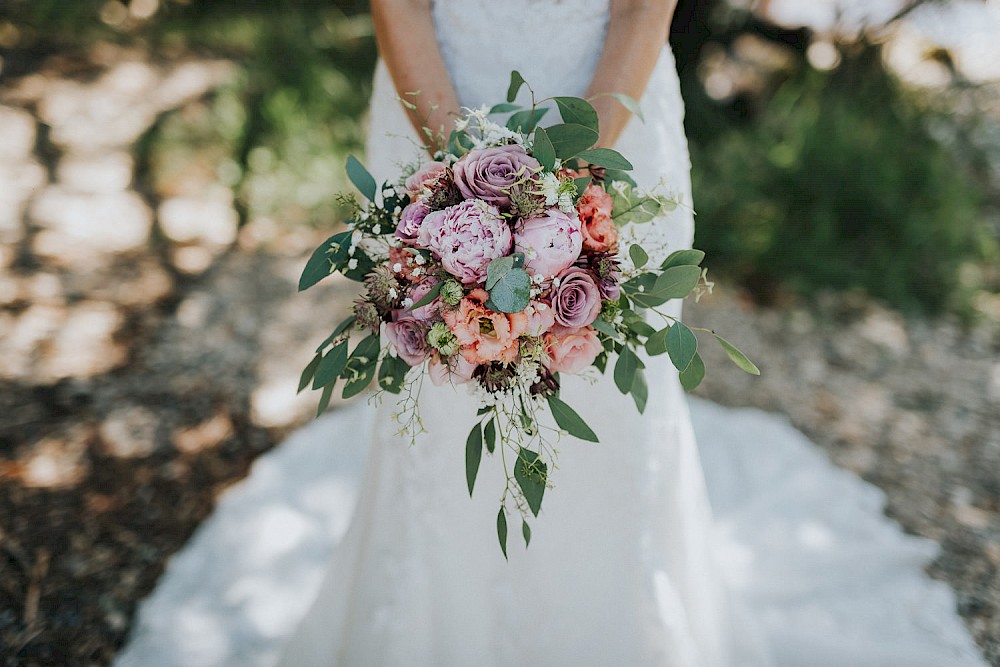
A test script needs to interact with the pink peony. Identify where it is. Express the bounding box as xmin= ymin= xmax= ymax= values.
xmin=544 ymin=325 xmax=602 ymax=375
xmin=453 ymin=145 xmax=540 ymax=209
xmin=396 ymin=200 xmax=429 ymax=242
xmin=577 ymin=184 xmax=617 ymax=253
xmin=552 ymin=266 xmax=602 ymax=328
xmin=523 ymin=300 xmax=556 ymax=336
xmin=513 ymin=208 xmax=583 ymax=278
xmin=428 ymin=353 xmax=477 ymax=386
xmin=385 ymin=318 xmax=429 ymax=366
xmin=418 ymin=199 xmax=512 ymax=285
xmin=405 ymin=160 xmax=449 ymax=196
